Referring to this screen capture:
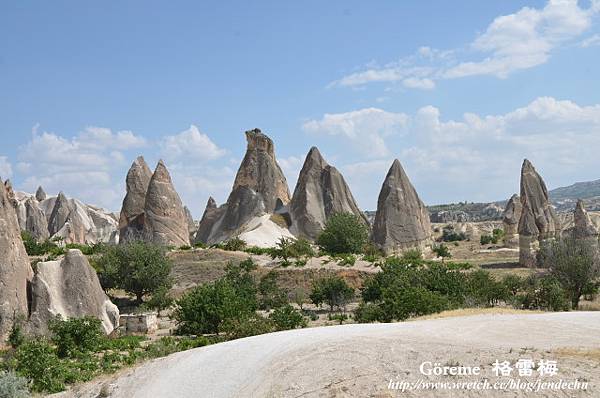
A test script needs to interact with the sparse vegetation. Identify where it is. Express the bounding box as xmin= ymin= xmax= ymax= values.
xmin=270 ymin=237 xmax=314 ymax=266
xmin=480 ymin=228 xmax=505 ymax=245
xmin=440 ymin=225 xmax=467 ymax=242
